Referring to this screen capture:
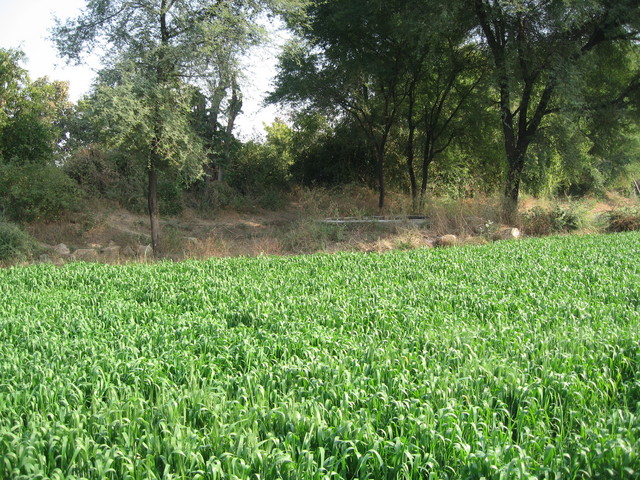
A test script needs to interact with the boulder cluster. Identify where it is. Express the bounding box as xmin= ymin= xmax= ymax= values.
xmin=38 ymin=242 xmax=154 ymax=264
